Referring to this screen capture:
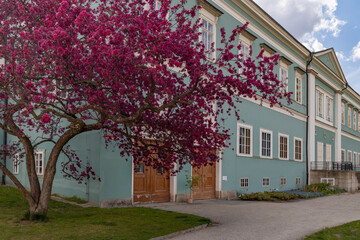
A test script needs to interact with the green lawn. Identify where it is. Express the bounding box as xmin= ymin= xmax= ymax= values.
xmin=305 ymin=221 xmax=360 ymax=240
xmin=0 ymin=186 xmax=210 ymax=240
